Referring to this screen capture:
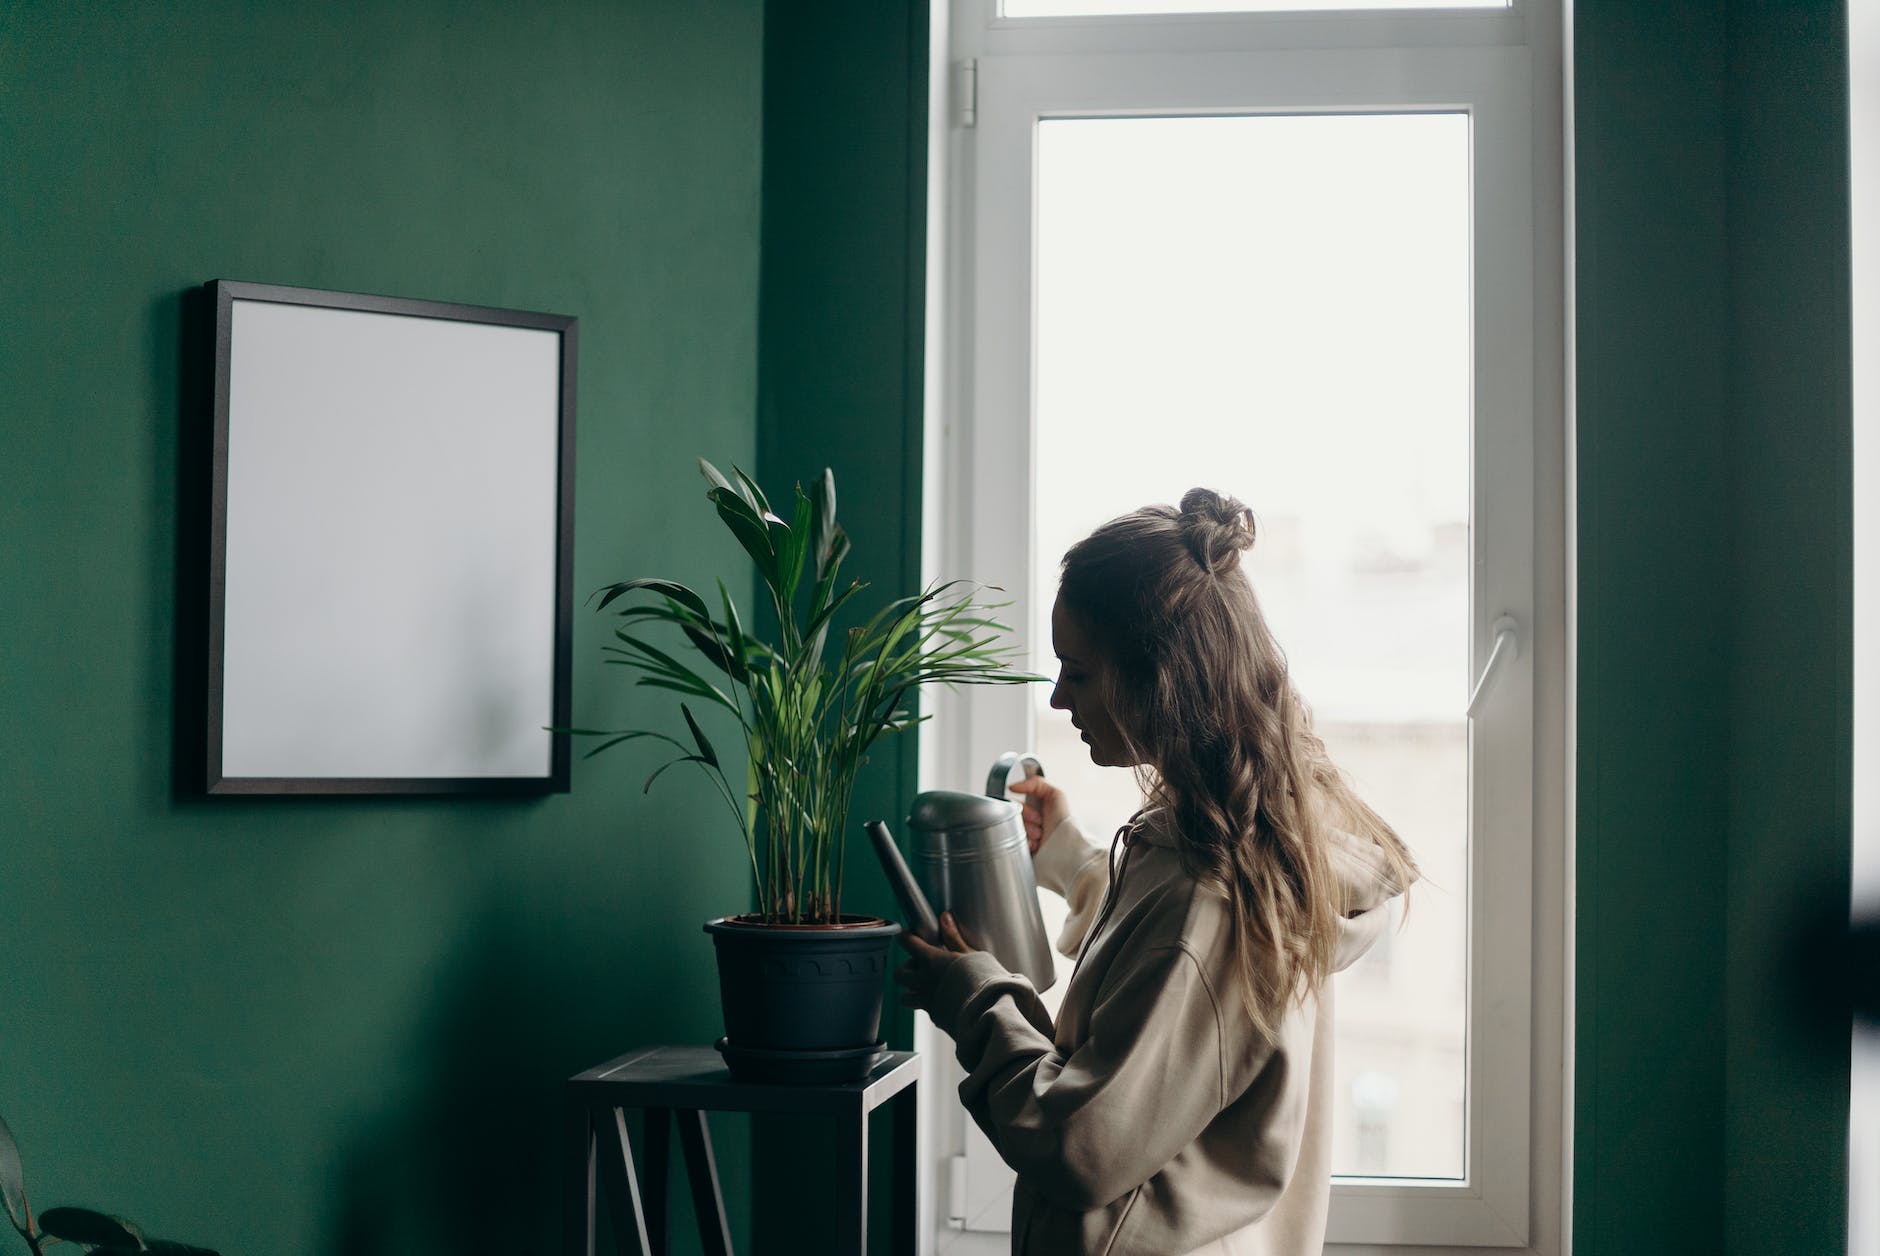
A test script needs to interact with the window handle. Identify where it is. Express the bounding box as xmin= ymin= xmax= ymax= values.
xmin=1466 ymin=615 xmax=1521 ymax=718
